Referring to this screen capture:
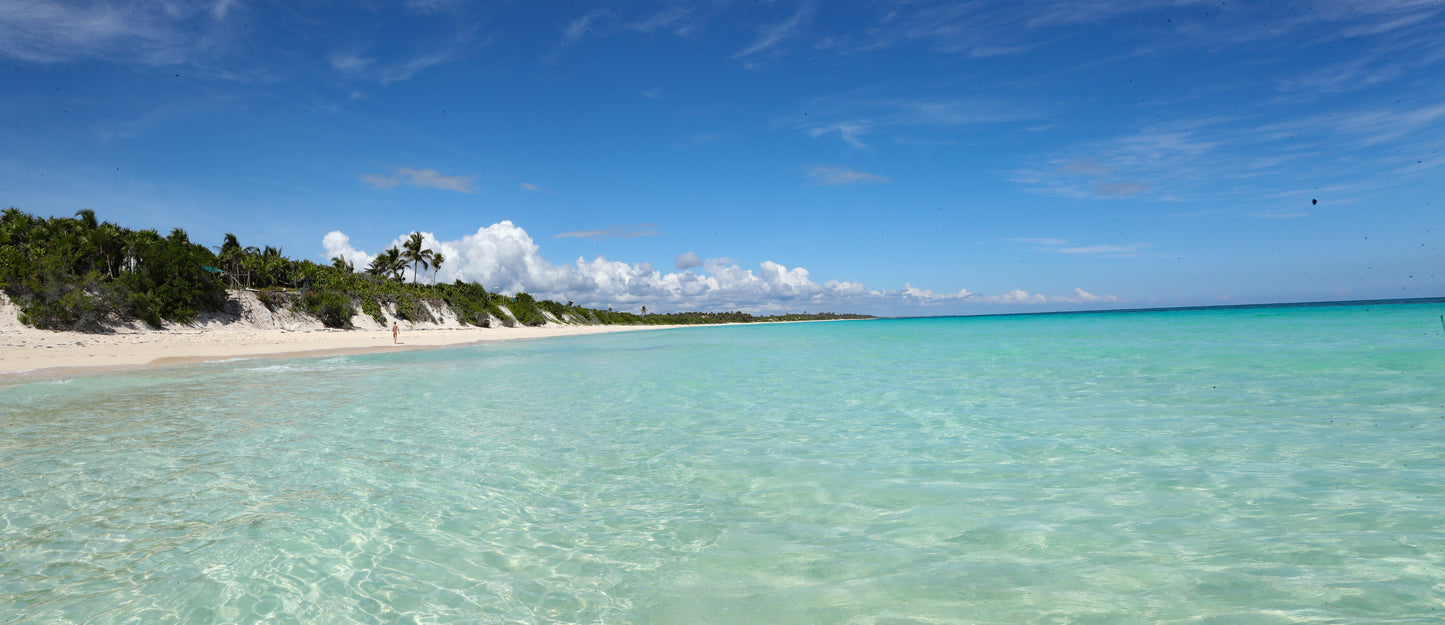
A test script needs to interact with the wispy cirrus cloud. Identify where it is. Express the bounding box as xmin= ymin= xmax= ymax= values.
xmin=806 ymin=165 xmax=890 ymax=185
xmin=797 ymin=96 xmax=1039 ymax=149
xmin=1010 ymin=238 xmax=1155 ymax=257
xmin=1018 ymin=87 xmax=1445 ymax=207
xmin=0 ymin=0 xmax=232 ymax=65
xmin=542 ymin=8 xmax=612 ymax=64
xmin=362 ymin=166 xmax=476 ymax=193
xmin=554 ymin=224 xmax=660 ymax=239
xmin=1058 ymin=243 xmax=1152 ymax=255
xmin=806 ymin=122 xmax=868 ymax=149
xmin=628 ymin=7 xmax=695 ymax=37
xmin=734 ymin=2 xmax=816 ymax=65
xmin=330 ymin=43 xmax=466 ymax=85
